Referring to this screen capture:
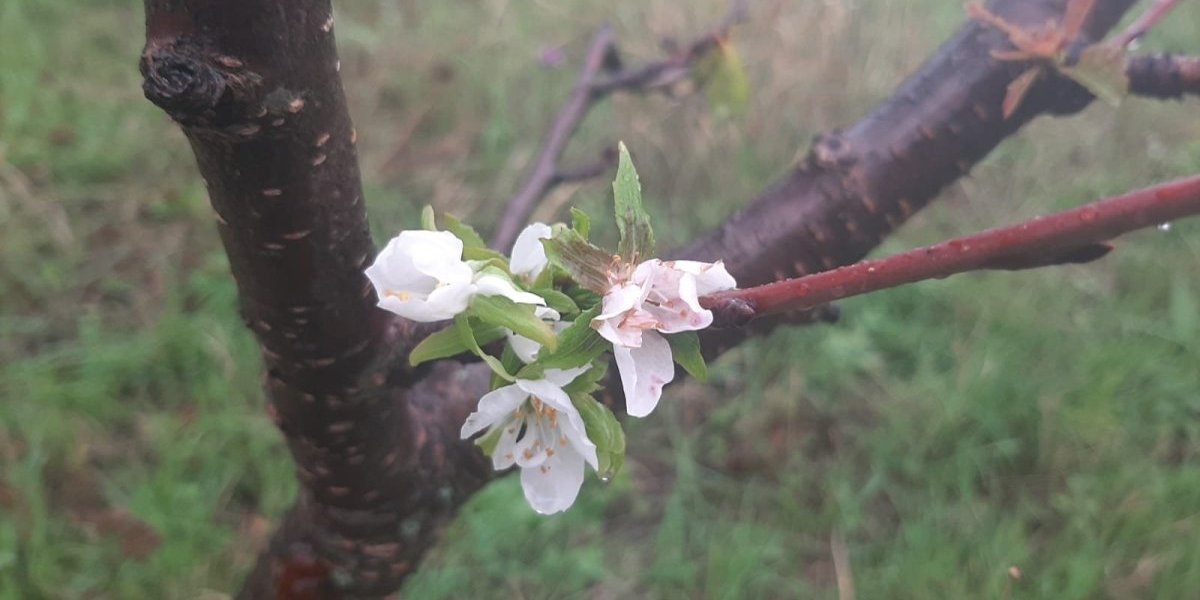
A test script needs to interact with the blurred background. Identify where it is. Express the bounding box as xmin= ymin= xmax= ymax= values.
xmin=2 ymin=0 xmax=1200 ymax=597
